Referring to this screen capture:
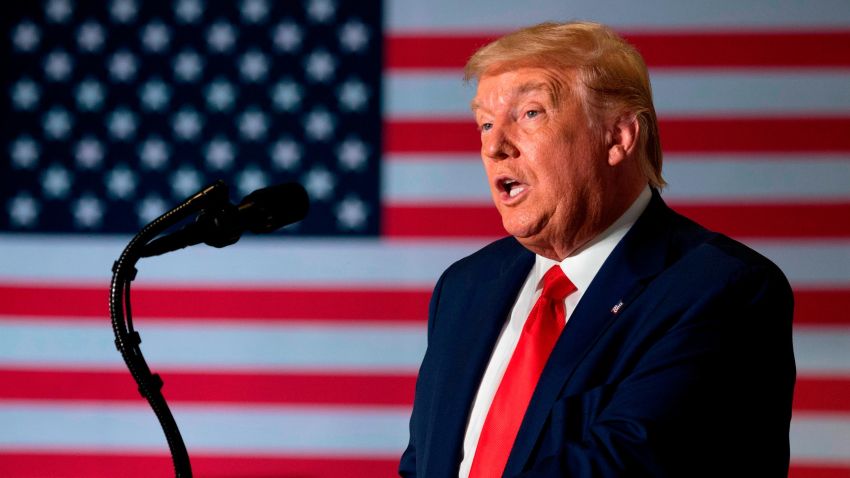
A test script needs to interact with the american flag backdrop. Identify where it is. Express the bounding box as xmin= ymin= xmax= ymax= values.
xmin=1 ymin=0 xmax=849 ymax=477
